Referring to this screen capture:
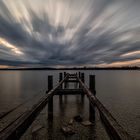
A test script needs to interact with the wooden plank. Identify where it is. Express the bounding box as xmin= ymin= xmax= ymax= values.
xmin=76 ymin=76 xmax=132 ymax=140
xmin=55 ymin=89 xmax=84 ymax=95
xmin=65 ymin=79 xmax=78 ymax=82
xmin=0 ymin=94 xmax=43 ymax=133
xmin=68 ymin=74 xmax=77 ymax=78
